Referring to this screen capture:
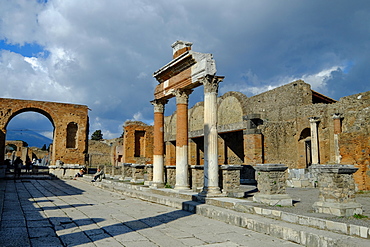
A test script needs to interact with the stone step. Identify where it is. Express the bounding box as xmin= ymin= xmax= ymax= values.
xmin=76 ymin=176 xmax=370 ymax=246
